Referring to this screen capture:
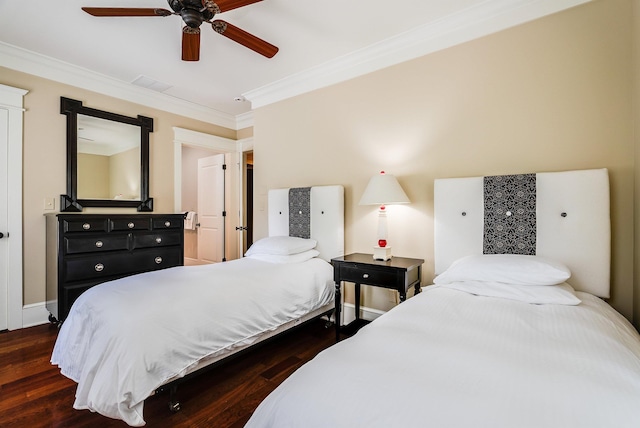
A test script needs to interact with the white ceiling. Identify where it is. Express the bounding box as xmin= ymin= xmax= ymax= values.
xmin=0 ymin=0 xmax=590 ymax=130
